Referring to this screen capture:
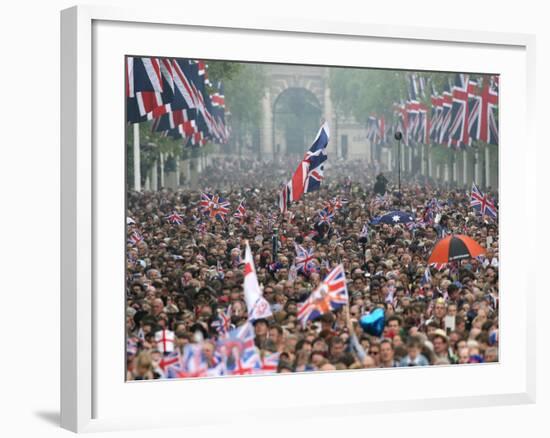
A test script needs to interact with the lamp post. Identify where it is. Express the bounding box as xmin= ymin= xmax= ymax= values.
xmin=394 ymin=131 xmax=403 ymax=198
